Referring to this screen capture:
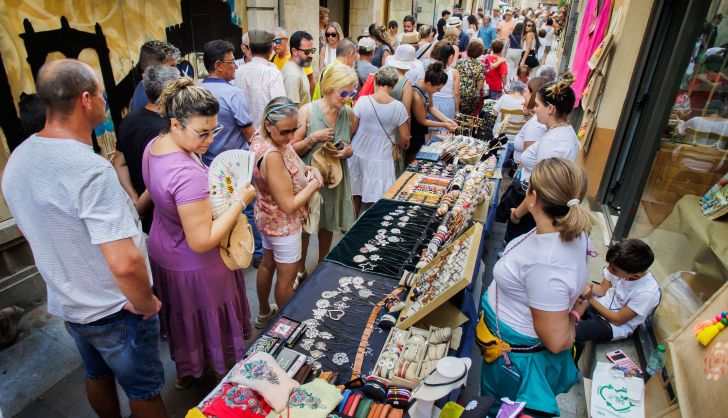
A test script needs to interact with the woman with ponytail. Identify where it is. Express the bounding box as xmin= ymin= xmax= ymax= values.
xmin=507 ymin=72 xmax=579 ymax=242
xmin=143 ymin=78 xmax=256 ymax=387
xmin=251 ymin=97 xmax=323 ymax=327
xmin=480 ymin=157 xmax=593 ymax=416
